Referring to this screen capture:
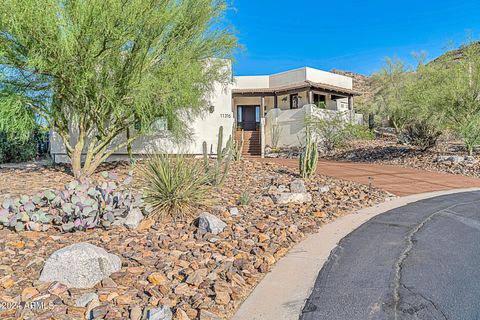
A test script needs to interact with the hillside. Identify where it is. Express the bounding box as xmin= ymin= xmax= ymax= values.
xmin=331 ymin=69 xmax=373 ymax=99
xmin=429 ymin=41 xmax=480 ymax=65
